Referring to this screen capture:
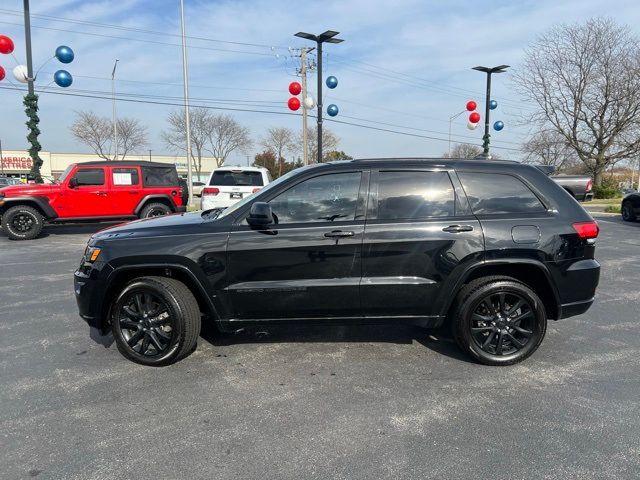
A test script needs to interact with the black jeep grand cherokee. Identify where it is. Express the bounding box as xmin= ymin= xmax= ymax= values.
xmin=75 ymin=158 xmax=600 ymax=366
